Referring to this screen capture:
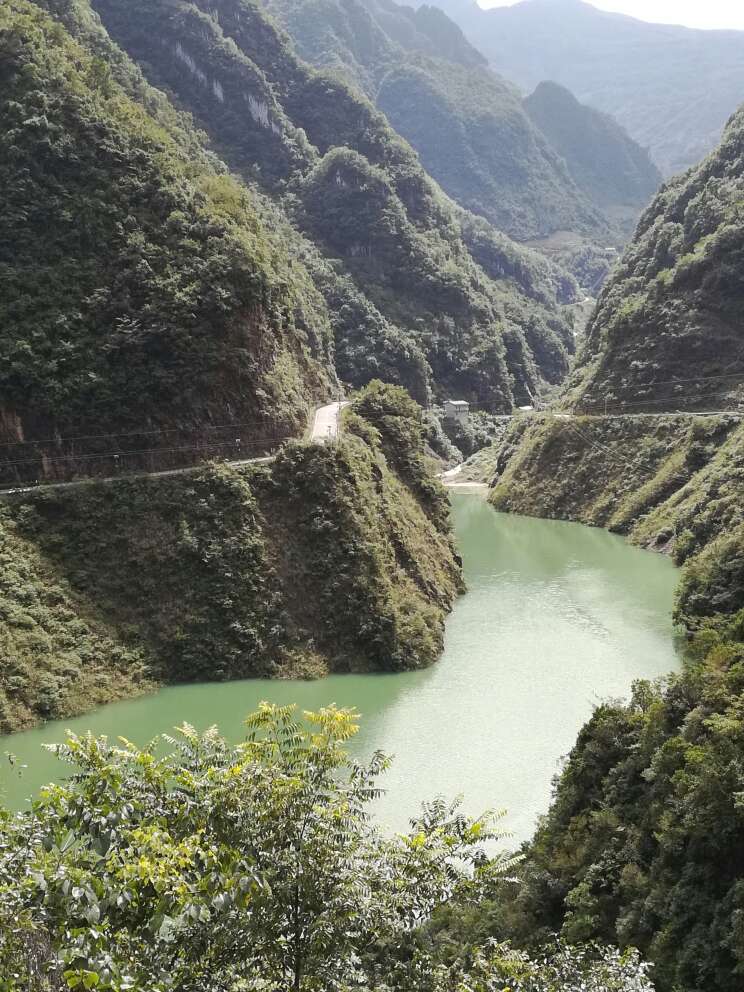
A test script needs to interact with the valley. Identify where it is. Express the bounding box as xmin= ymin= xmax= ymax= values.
xmin=0 ymin=493 xmax=683 ymax=844
xmin=2 ymin=0 xmax=744 ymax=988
